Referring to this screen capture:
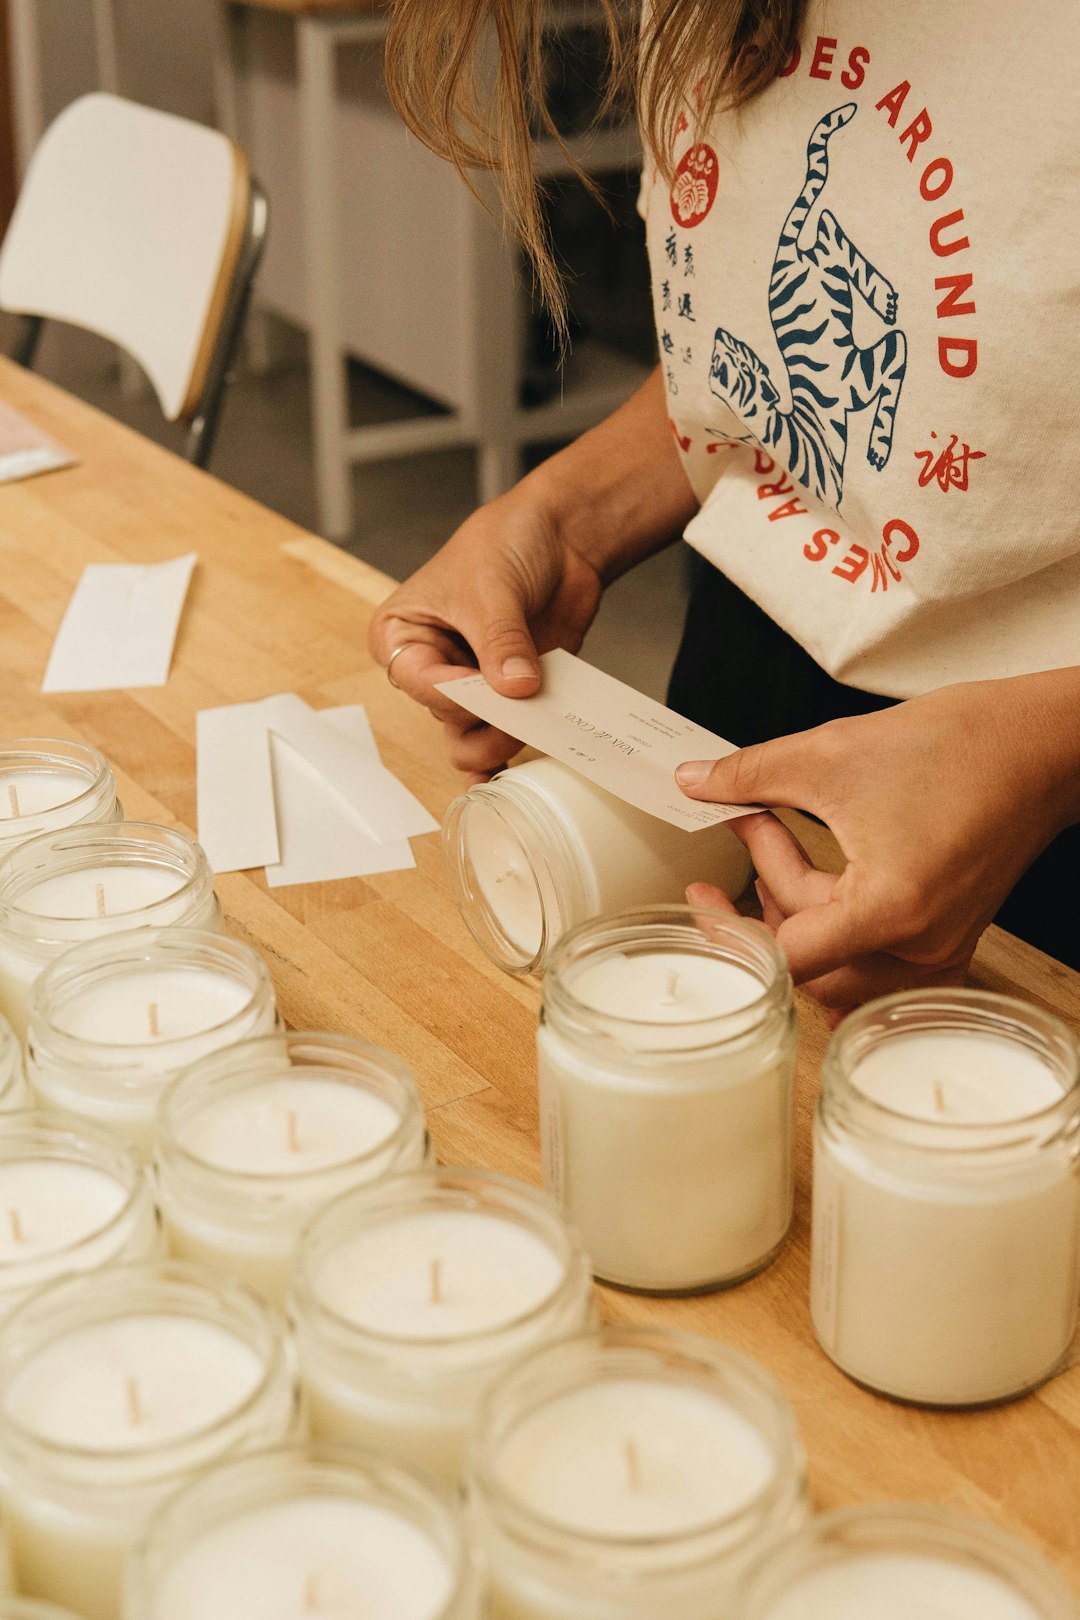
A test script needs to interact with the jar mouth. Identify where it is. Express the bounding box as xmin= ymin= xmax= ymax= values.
xmin=735 ymin=1502 xmax=1080 ymax=1616
xmin=0 ymin=823 xmax=210 ymax=932
xmin=823 ymin=988 xmax=1080 ymax=1147
xmin=544 ymin=907 xmax=790 ymax=1053
xmin=442 ymin=787 xmax=553 ymax=974
xmin=0 ymin=739 xmax=113 ymax=828
xmin=0 ymin=1117 xmax=149 ymax=1283
xmin=28 ymin=931 xmax=271 ymax=1063
xmin=472 ymin=1326 xmax=804 ymax=1557
xmin=129 ymin=1444 xmax=475 ymax=1620
xmin=160 ymin=1034 xmax=424 ymax=1191
xmin=0 ymin=1262 xmax=293 ymax=1475
xmin=294 ymin=1167 xmax=585 ymax=1352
